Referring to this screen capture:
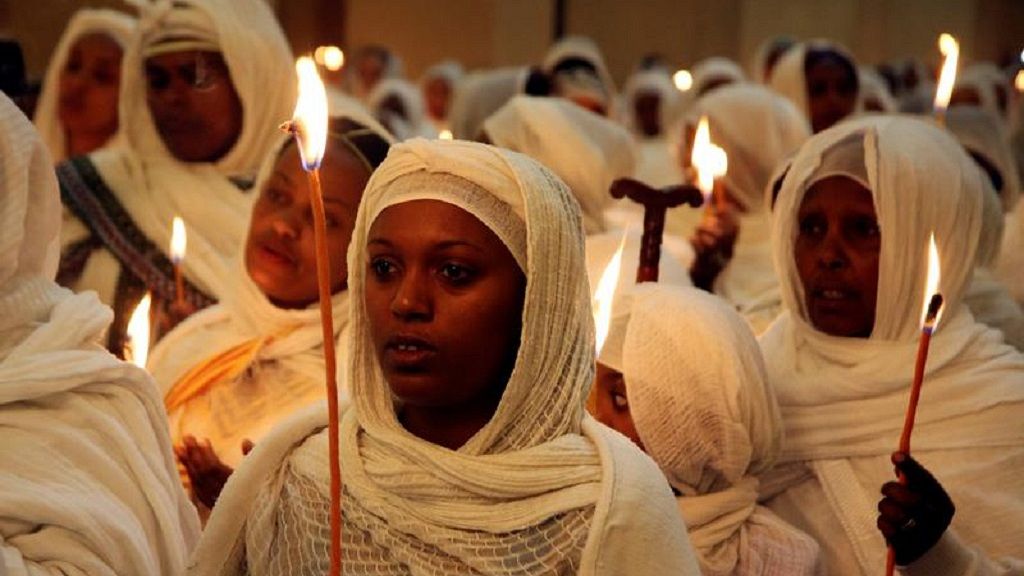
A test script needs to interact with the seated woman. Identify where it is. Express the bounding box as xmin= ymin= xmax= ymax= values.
xmin=33 ymin=8 xmax=134 ymax=162
xmin=0 ymin=93 xmax=198 ymax=574
xmin=759 ymin=116 xmax=1024 ymax=575
xmin=189 ymin=139 xmax=699 ymax=575
xmin=769 ymin=40 xmax=859 ymax=133
xmin=590 ymin=284 xmax=820 ymax=575
xmin=148 ymin=109 xmax=392 ymax=513
xmin=56 ymin=0 xmax=295 ymax=354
